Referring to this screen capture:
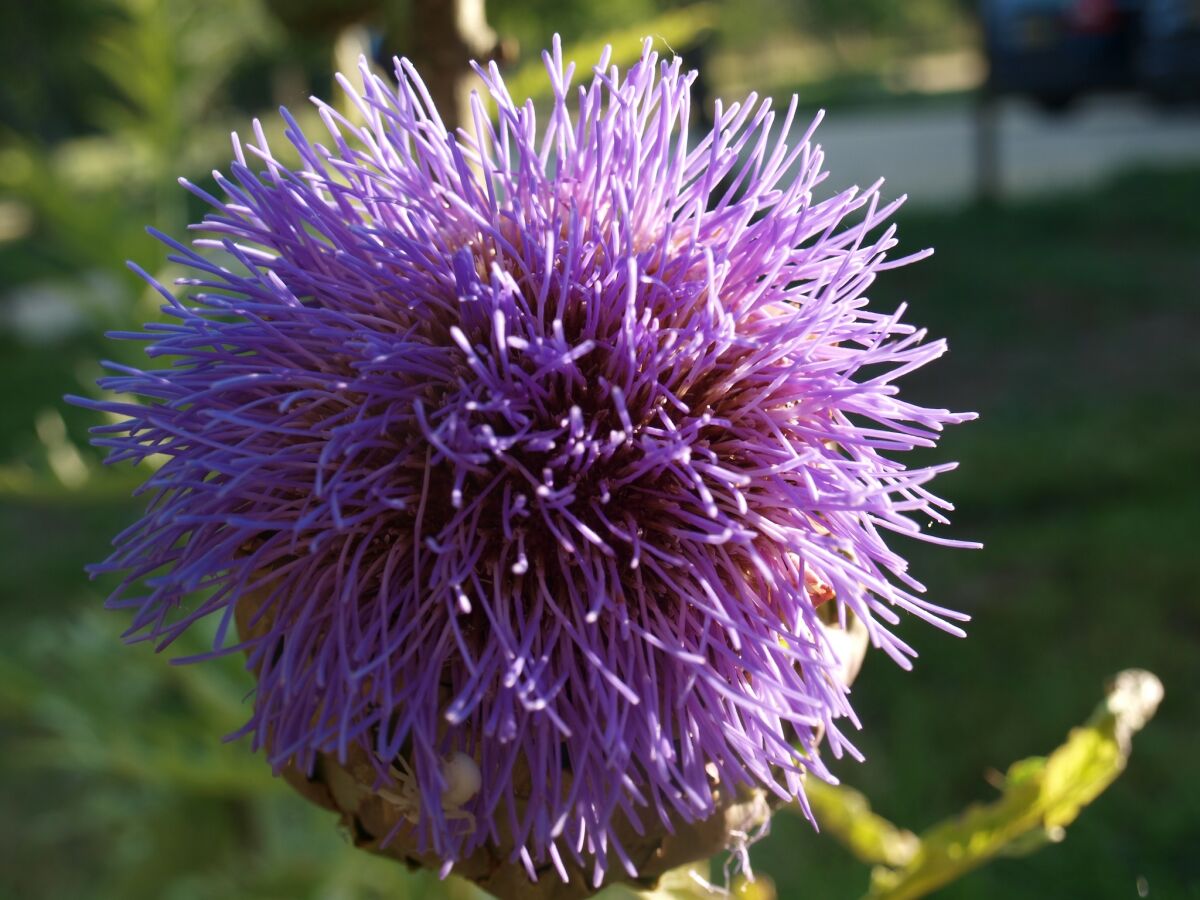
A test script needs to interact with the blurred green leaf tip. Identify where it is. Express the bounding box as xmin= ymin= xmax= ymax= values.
xmin=794 ymin=669 xmax=1163 ymax=900
xmin=504 ymin=4 xmax=718 ymax=102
